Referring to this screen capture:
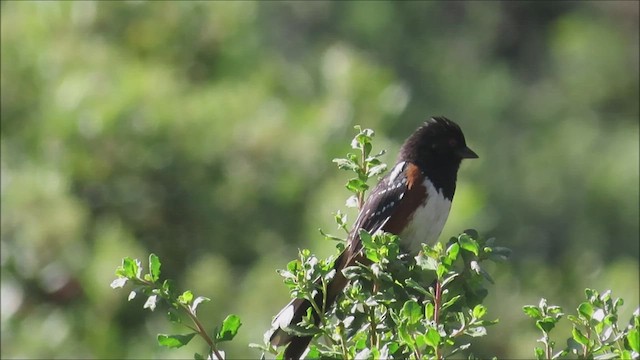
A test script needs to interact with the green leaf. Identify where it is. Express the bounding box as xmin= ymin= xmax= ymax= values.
xmin=523 ymin=305 xmax=543 ymax=319
xmin=178 ymin=290 xmax=194 ymax=305
xmin=162 ymin=279 xmax=176 ymax=298
xmin=359 ymin=229 xmax=374 ymax=249
xmin=425 ymin=302 xmax=435 ymax=320
xmin=194 ymin=353 xmax=205 ymax=360
xmin=346 ymin=178 xmax=368 ymax=193
xmin=446 ymin=242 xmax=460 ymax=262
xmin=473 ymin=304 xmax=487 ymax=319
xmin=572 ymin=326 xmax=589 ymax=345
xmin=149 ymin=253 xmax=161 ymax=282
xmin=627 ymin=327 xmax=639 ymax=352
xmin=618 ymin=350 xmax=632 ymax=360
xmin=305 ymin=346 xmax=321 ymax=359
xmin=405 ymin=278 xmax=430 ymax=296
xmin=216 ymin=314 xmax=242 ymax=342
xmin=536 ymin=318 xmax=556 ymax=333
xmin=534 ymin=347 xmax=545 ymax=359
xmin=401 ymin=300 xmax=422 ymax=324
xmin=578 ymin=302 xmax=594 ymax=319
xmin=121 ymin=257 xmax=140 ymax=278
xmin=436 ymin=264 xmax=448 ymax=279
xmin=424 ymin=327 xmax=441 ymax=348
xmin=157 ymin=333 xmax=196 ymax=348
xmin=441 ymin=273 xmax=459 ymax=288
xmin=458 ymin=234 xmax=479 ymax=255
xmin=441 ymin=295 xmax=461 ymax=311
